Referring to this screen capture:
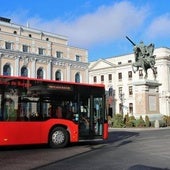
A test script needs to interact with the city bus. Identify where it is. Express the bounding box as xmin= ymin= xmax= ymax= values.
xmin=0 ymin=75 xmax=108 ymax=148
